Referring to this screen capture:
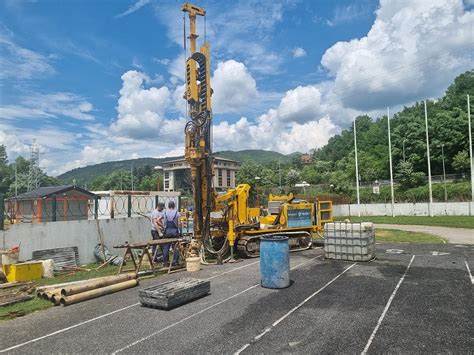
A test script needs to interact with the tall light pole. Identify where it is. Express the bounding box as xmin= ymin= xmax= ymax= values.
xmin=441 ymin=144 xmax=447 ymax=202
xmin=467 ymin=94 xmax=473 ymax=216
xmin=154 ymin=165 xmax=163 ymax=191
xmin=353 ymin=119 xmax=361 ymax=217
xmin=387 ymin=107 xmax=395 ymax=217
xmin=424 ymin=100 xmax=433 ymax=217
xmin=278 ymin=158 xmax=282 ymax=192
